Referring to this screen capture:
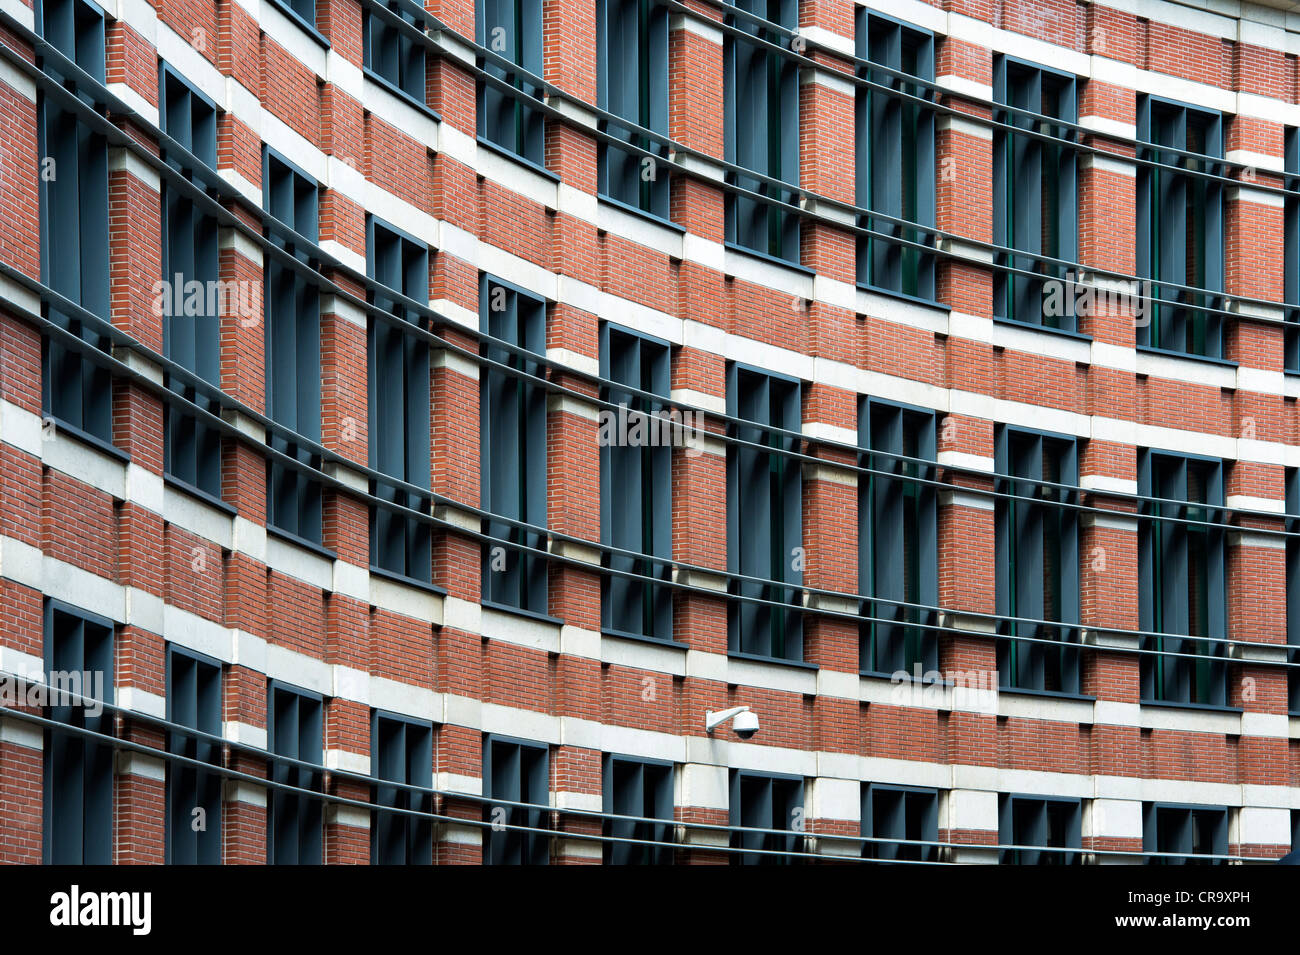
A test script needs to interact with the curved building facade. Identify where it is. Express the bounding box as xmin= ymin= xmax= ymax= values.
xmin=0 ymin=0 xmax=1298 ymax=864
